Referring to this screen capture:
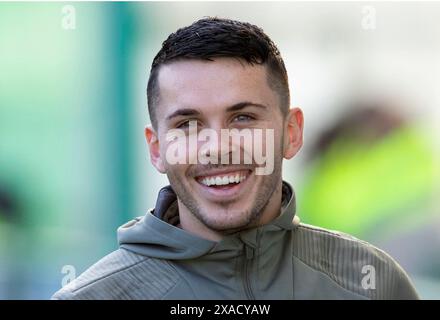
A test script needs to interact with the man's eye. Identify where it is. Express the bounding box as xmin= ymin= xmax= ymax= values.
xmin=176 ymin=120 xmax=190 ymax=129
xmin=233 ymin=115 xmax=254 ymax=122
xmin=176 ymin=119 xmax=200 ymax=129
